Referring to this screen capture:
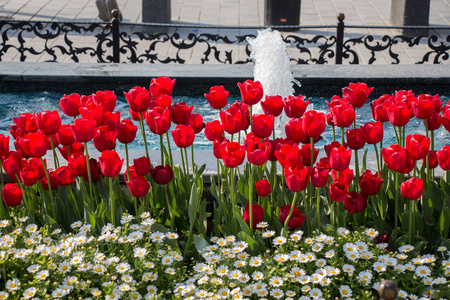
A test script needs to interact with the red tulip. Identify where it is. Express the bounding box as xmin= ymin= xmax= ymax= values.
xmin=406 ymin=134 xmax=430 ymax=161
xmin=285 ymin=118 xmax=306 ymax=143
xmin=18 ymin=131 xmax=48 ymax=158
xmin=362 ymin=121 xmax=383 ymax=145
xmin=282 ymin=95 xmax=309 ymax=118
xmin=36 ymin=110 xmax=61 ymax=136
xmin=0 ymin=134 xmax=10 ymax=160
xmin=13 ymin=113 xmax=38 ymax=135
xmin=381 ymin=145 xmax=414 ymax=173
xmin=316 ymin=157 xmax=331 ymax=170
xmin=126 ymin=176 xmax=150 ymax=198
xmin=103 ymin=112 xmax=120 ymax=127
xmin=284 ymin=164 xmax=312 ymax=192
xmin=342 ymin=82 xmax=373 ymax=108
xmin=328 ymin=100 xmax=356 ymax=128
xmin=60 ymin=93 xmax=81 ymax=117
xmin=324 ymin=141 xmax=344 ymax=157
xmin=79 ymin=102 xmax=104 ymax=127
xmin=93 ymin=125 xmax=118 ymax=152
xmin=437 ymin=145 xmax=450 ymax=170
xmin=2 ymin=183 xmax=23 ymax=206
xmin=220 ymin=141 xmax=245 ymax=168
xmin=150 ymin=164 xmax=174 ymax=185
xmin=311 ymin=167 xmax=329 ymax=188
xmin=204 ymin=86 xmax=229 ymax=110
xmin=68 ymin=153 xmax=88 ymax=177
xmin=133 ymin=156 xmax=151 ymax=176
xmin=117 ymin=119 xmax=138 ymax=144
xmin=27 ymin=158 xmax=46 ymax=179
xmin=243 ymin=203 xmax=264 ymax=229
xmin=344 ymin=192 xmax=368 ymax=214
xmin=238 ymin=80 xmax=263 ymax=105
xmin=19 ymin=166 xmax=38 ymax=186
xmin=439 ymin=105 xmax=450 ymax=132
xmin=255 ymin=179 xmax=271 ymax=197
xmin=53 ymin=166 xmax=75 ymax=186
xmin=370 ymin=94 xmax=392 ymax=123
xmin=326 ymin=112 xmax=335 ymax=126
xmin=279 ymin=204 xmax=306 ymax=230
xmin=346 ymin=128 xmax=365 ymax=150
xmin=331 ymin=167 xmax=354 ymax=185
xmin=171 ymin=124 xmax=195 ymax=148
xmin=220 ymin=103 xmax=247 ymax=135
xmin=99 ymin=150 xmax=124 ymax=178
xmin=145 ymin=106 xmax=171 ymax=135
xmin=252 ymin=114 xmax=274 ymax=139
xmin=150 ymin=76 xmax=176 ymax=99
xmin=129 ymin=109 xmax=144 ymax=121
xmin=302 ymin=110 xmax=326 ymax=138
xmin=275 ymin=143 xmax=301 ymax=168
xmin=188 ymin=113 xmax=205 ymax=134
xmin=83 ymin=158 xmax=102 ymax=183
xmin=152 ymin=95 xmax=172 ymax=109
xmin=246 ymin=139 xmax=270 ymax=166
xmin=124 ymin=86 xmax=151 ymax=112
xmin=92 ymin=90 xmax=116 ymax=112
xmin=329 ymin=146 xmax=352 ymax=172
xmin=205 ymin=121 xmax=223 ymax=141
xmin=412 ymin=94 xmax=439 ymax=120
xmin=329 ymin=180 xmax=349 ymax=203
xmin=388 ymin=103 xmax=410 ymax=127
xmin=300 ymin=144 xmax=319 ymax=167
xmin=394 ymin=90 xmax=416 ymax=118
xmin=400 ymin=177 xmax=423 ymax=200
xmin=40 ymin=170 xmax=58 ymax=190
xmin=171 ymin=102 xmax=193 ymax=125
xmin=58 ymin=142 xmax=84 ymax=161
xmin=423 ymin=150 xmax=438 ymax=169
xmin=56 ymin=124 xmax=75 ymax=146
xmin=359 ymin=169 xmax=383 ymax=195
xmin=261 ymin=95 xmax=284 ymax=117
xmin=213 ymin=137 xmax=228 ymax=159
xmin=425 ymin=113 xmax=441 ymax=131
xmin=71 ymin=118 xmax=96 ymax=143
